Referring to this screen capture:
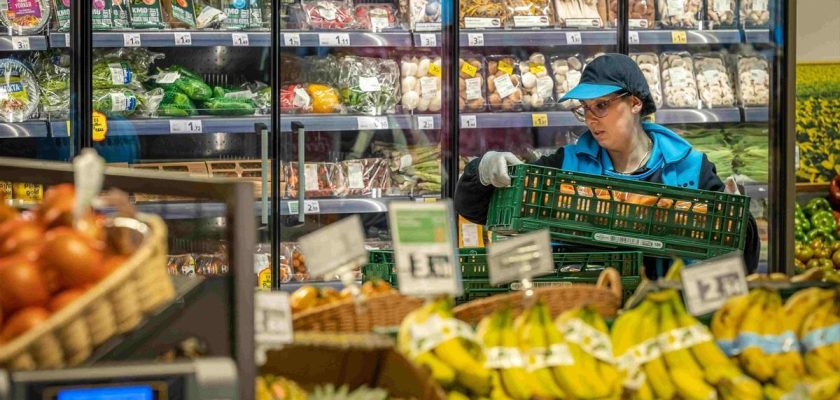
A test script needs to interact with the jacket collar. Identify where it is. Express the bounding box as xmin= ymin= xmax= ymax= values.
xmin=574 ymin=122 xmax=692 ymax=165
